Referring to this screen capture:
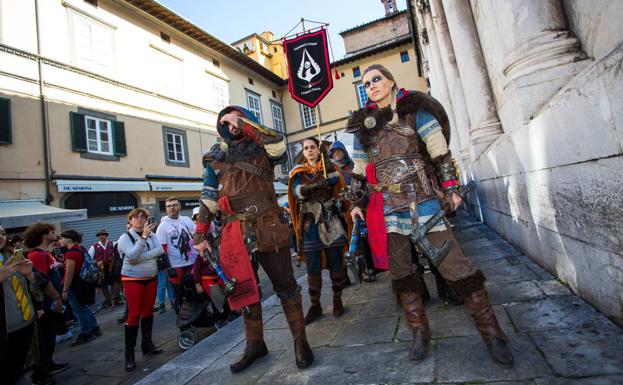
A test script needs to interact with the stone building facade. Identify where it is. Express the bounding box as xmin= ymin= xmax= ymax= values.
xmin=408 ymin=0 xmax=623 ymax=325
